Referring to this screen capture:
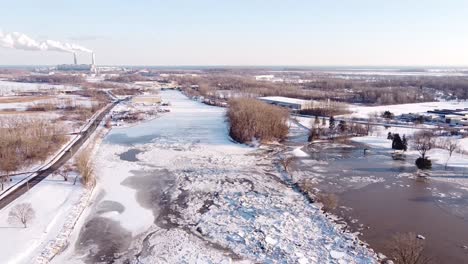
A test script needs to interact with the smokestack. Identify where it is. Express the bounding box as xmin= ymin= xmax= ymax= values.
xmin=73 ymin=52 xmax=77 ymax=64
xmin=91 ymin=53 xmax=95 ymax=65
